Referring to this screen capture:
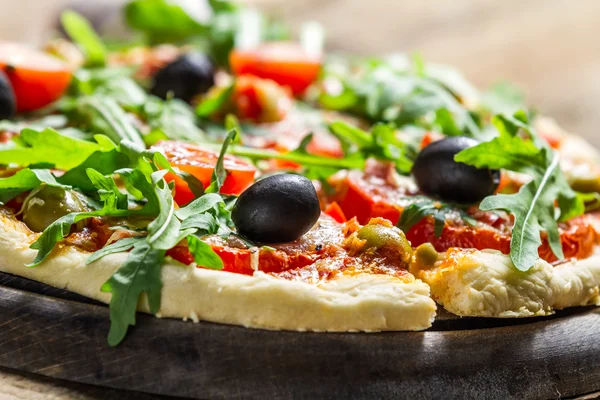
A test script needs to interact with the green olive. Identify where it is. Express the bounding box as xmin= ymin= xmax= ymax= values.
xmin=22 ymin=186 xmax=88 ymax=232
xmin=413 ymin=243 xmax=439 ymax=269
xmin=569 ymin=176 xmax=600 ymax=193
xmin=357 ymin=223 xmax=413 ymax=262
